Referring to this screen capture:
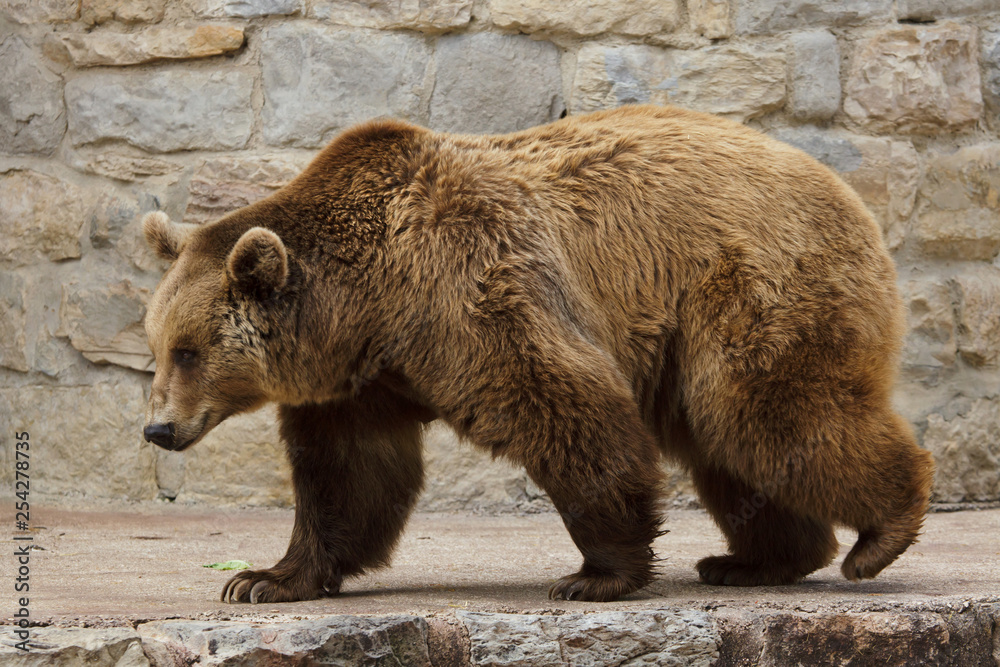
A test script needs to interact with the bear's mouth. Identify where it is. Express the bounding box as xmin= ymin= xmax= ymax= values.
xmin=170 ymin=412 xmax=212 ymax=452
